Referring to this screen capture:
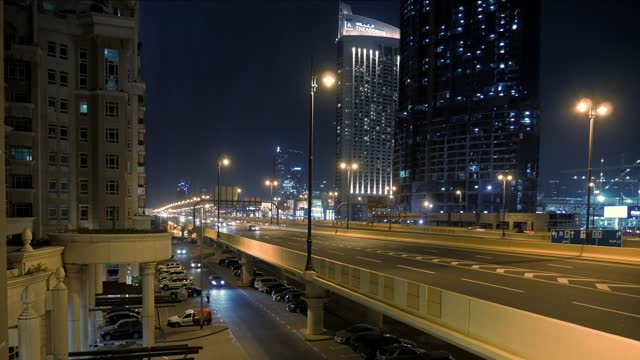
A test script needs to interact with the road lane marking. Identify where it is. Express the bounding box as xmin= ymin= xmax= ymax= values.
xmin=595 ymin=283 xmax=640 ymax=291
xmin=328 ymin=250 xmax=345 ymax=255
xmin=287 ymin=242 xmax=299 ymax=246
xmin=461 ymin=278 xmax=524 ymax=293
xmin=397 ymin=265 xmax=435 ymax=274
xmin=572 ymin=302 xmax=640 ymax=319
xmin=547 ymin=264 xmax=573 ymax=269
xmin=357 ymin=256 xmax=381 ymax=263
xmin=475 ymin=255 xmax=493 ymax=259
xmin=420 ymin=249 xmax=438 ymax=253
xmin=557 ymin=277 xmax=598 ymax=284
